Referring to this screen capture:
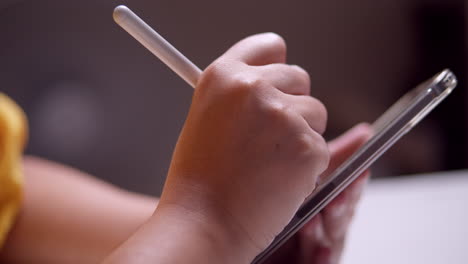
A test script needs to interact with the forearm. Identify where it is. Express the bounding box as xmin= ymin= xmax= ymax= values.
xmin=102 ymin=202 xmax=254 ymax=264
xmin=0 ymin=156 xmax=158 ymax=264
